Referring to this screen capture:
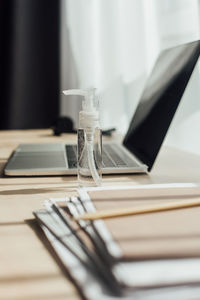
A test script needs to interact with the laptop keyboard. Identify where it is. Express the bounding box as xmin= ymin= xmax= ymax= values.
xmin=65 ymin=145 xmax=77 ymax=168
xmin=66 ymin=144 xmax=138 ymax=169
xmin=102 ymin=144 xmax=127 ymax=167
